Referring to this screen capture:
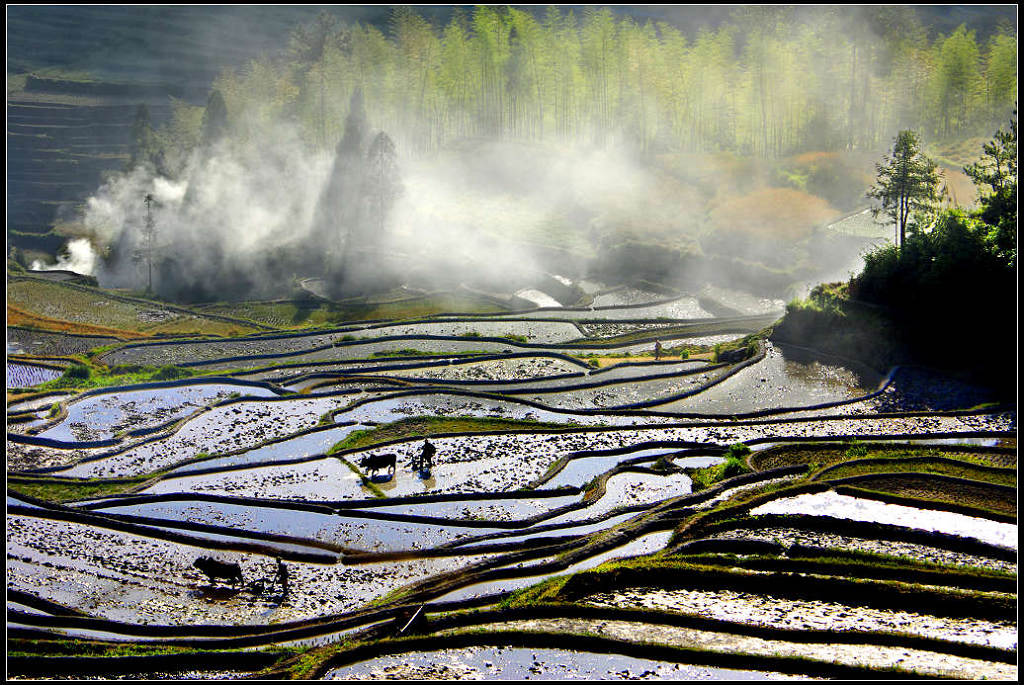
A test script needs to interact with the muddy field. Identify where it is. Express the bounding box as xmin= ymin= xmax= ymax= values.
xmin=6 ymin=291 xmax=1017 ymax=680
